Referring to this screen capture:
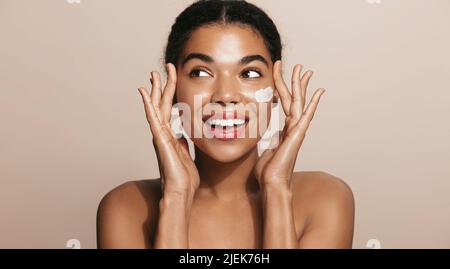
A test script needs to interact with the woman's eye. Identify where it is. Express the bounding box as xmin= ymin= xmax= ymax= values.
xmin=190 ymin=69 xmax=211 ymax=78
xmin=242 ymin=70 xmax=261 ymax=79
